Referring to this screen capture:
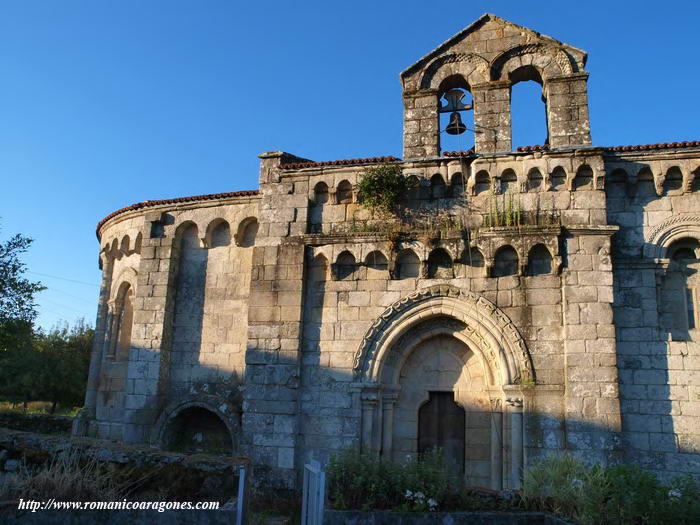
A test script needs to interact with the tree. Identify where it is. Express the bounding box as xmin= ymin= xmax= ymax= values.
xmin=0 ymin=224 xmax=46 ymax=407
xmin=34 ymin=320 xmax=94 ymax=412
xmin=0 ymin=227 xmax=45 ymax=324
